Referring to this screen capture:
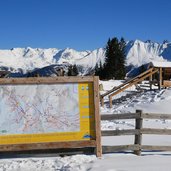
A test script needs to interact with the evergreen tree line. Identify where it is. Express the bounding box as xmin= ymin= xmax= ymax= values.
xmin=95 ymin=37 xmax=126 ymax=80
